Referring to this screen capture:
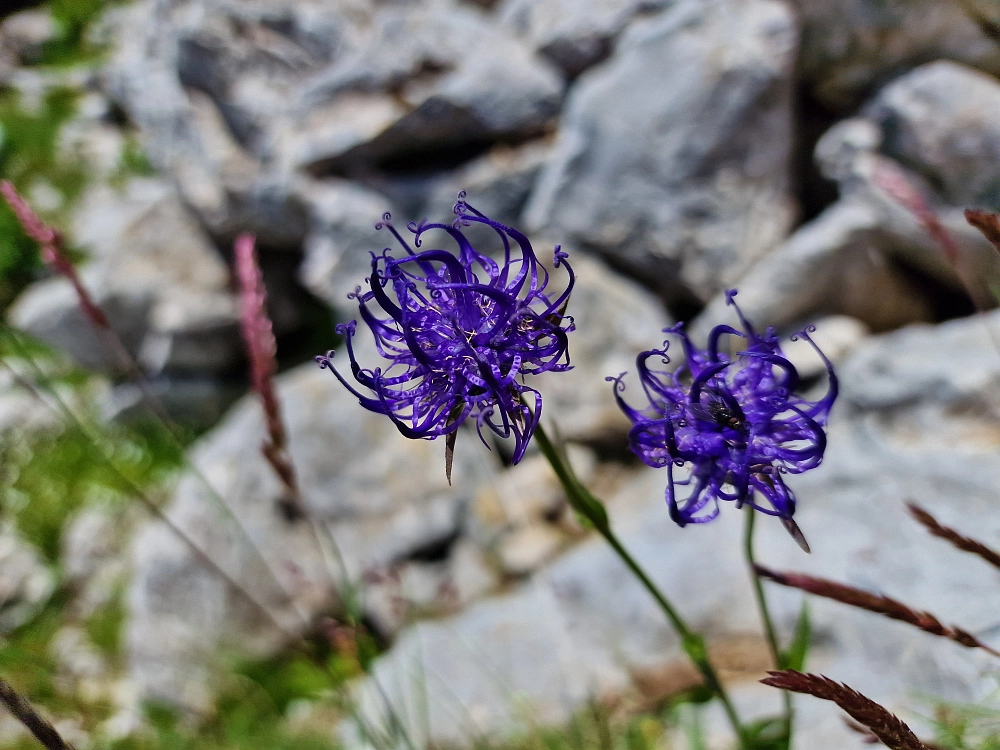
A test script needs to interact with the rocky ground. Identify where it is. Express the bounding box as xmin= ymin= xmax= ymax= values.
xmin=5 ymin=1 xmax=1000 ymax=749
